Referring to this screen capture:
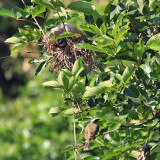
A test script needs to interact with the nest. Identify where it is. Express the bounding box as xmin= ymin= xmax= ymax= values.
xmin=42 ymin=23 xmax=96 ymax=72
